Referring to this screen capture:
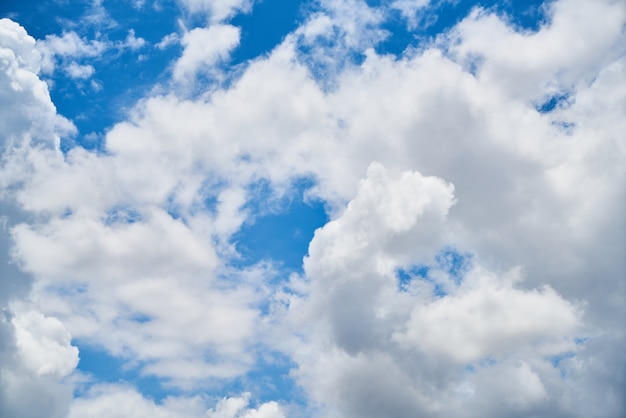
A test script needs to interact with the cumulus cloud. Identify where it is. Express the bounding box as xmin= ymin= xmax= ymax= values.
xmin=0 ymin=19 xmax=78 ymax=418
xmin=278 ymin=163 xmax=584 ymax=417
xmin=69 ymin=385 xmax=285 ymax=418
xmin=36 ymin=31 xmax=107 ymax=74
xmin=0 ymin=19 xmax=75 ymax=153
xmin=173 ymin=24 xmax=240 ymax=83
xmin=11 ymin=307 xmax=79 ymax=378
xmin=393 ymin=271 xmax=582 ymax=363
xmin=36 ymin=27 xmax=145 ymax=81
xmin=65 ymin=62 xmax=95 ymax=79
